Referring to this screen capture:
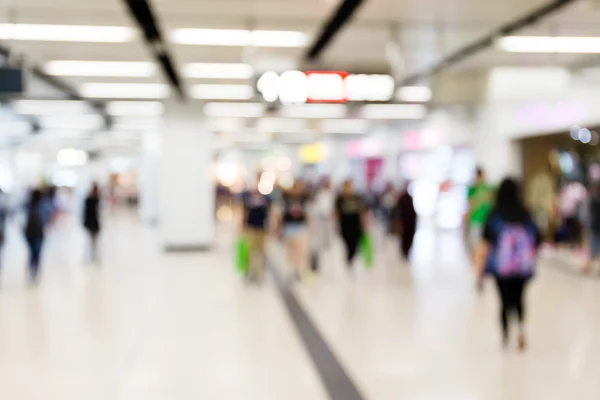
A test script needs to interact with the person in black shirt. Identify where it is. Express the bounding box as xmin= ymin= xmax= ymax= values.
xmin=392 ymin=184 xmax=417 ymax=260
xmin=83 ymin=183 xmax=101 ymax=263
xmin=335 ymin=180 xmax=368 ymax=269
xmin=279 ymin=181 xmax=309 ymax=280
xmin=241 ymin=182 xmax=272 ymax=282
xmin=585 ymin=184 xmax=600 ymax=273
